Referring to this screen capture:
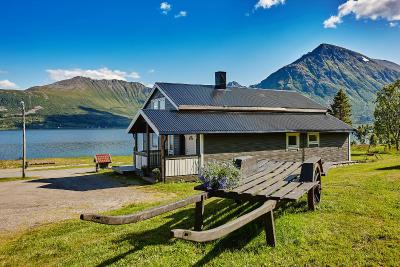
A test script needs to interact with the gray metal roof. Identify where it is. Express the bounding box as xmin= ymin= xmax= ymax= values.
xmin=131 ymin=110 xmax=353 ymax=134
xmin=156 ymin=82 xmax=327 ymax=110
